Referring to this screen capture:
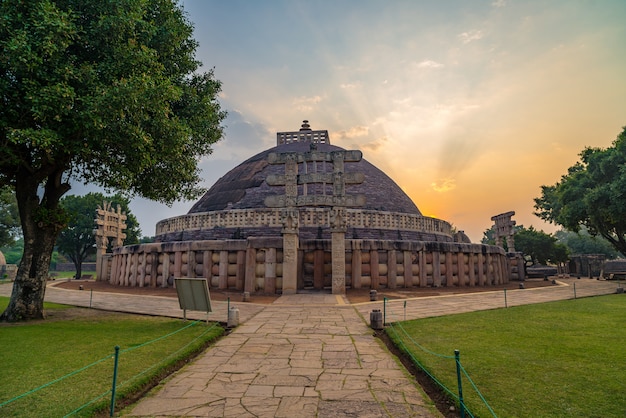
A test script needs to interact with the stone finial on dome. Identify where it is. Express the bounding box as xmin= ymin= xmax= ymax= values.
xmin=276 ymin=121 xmax=330 ymax=146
